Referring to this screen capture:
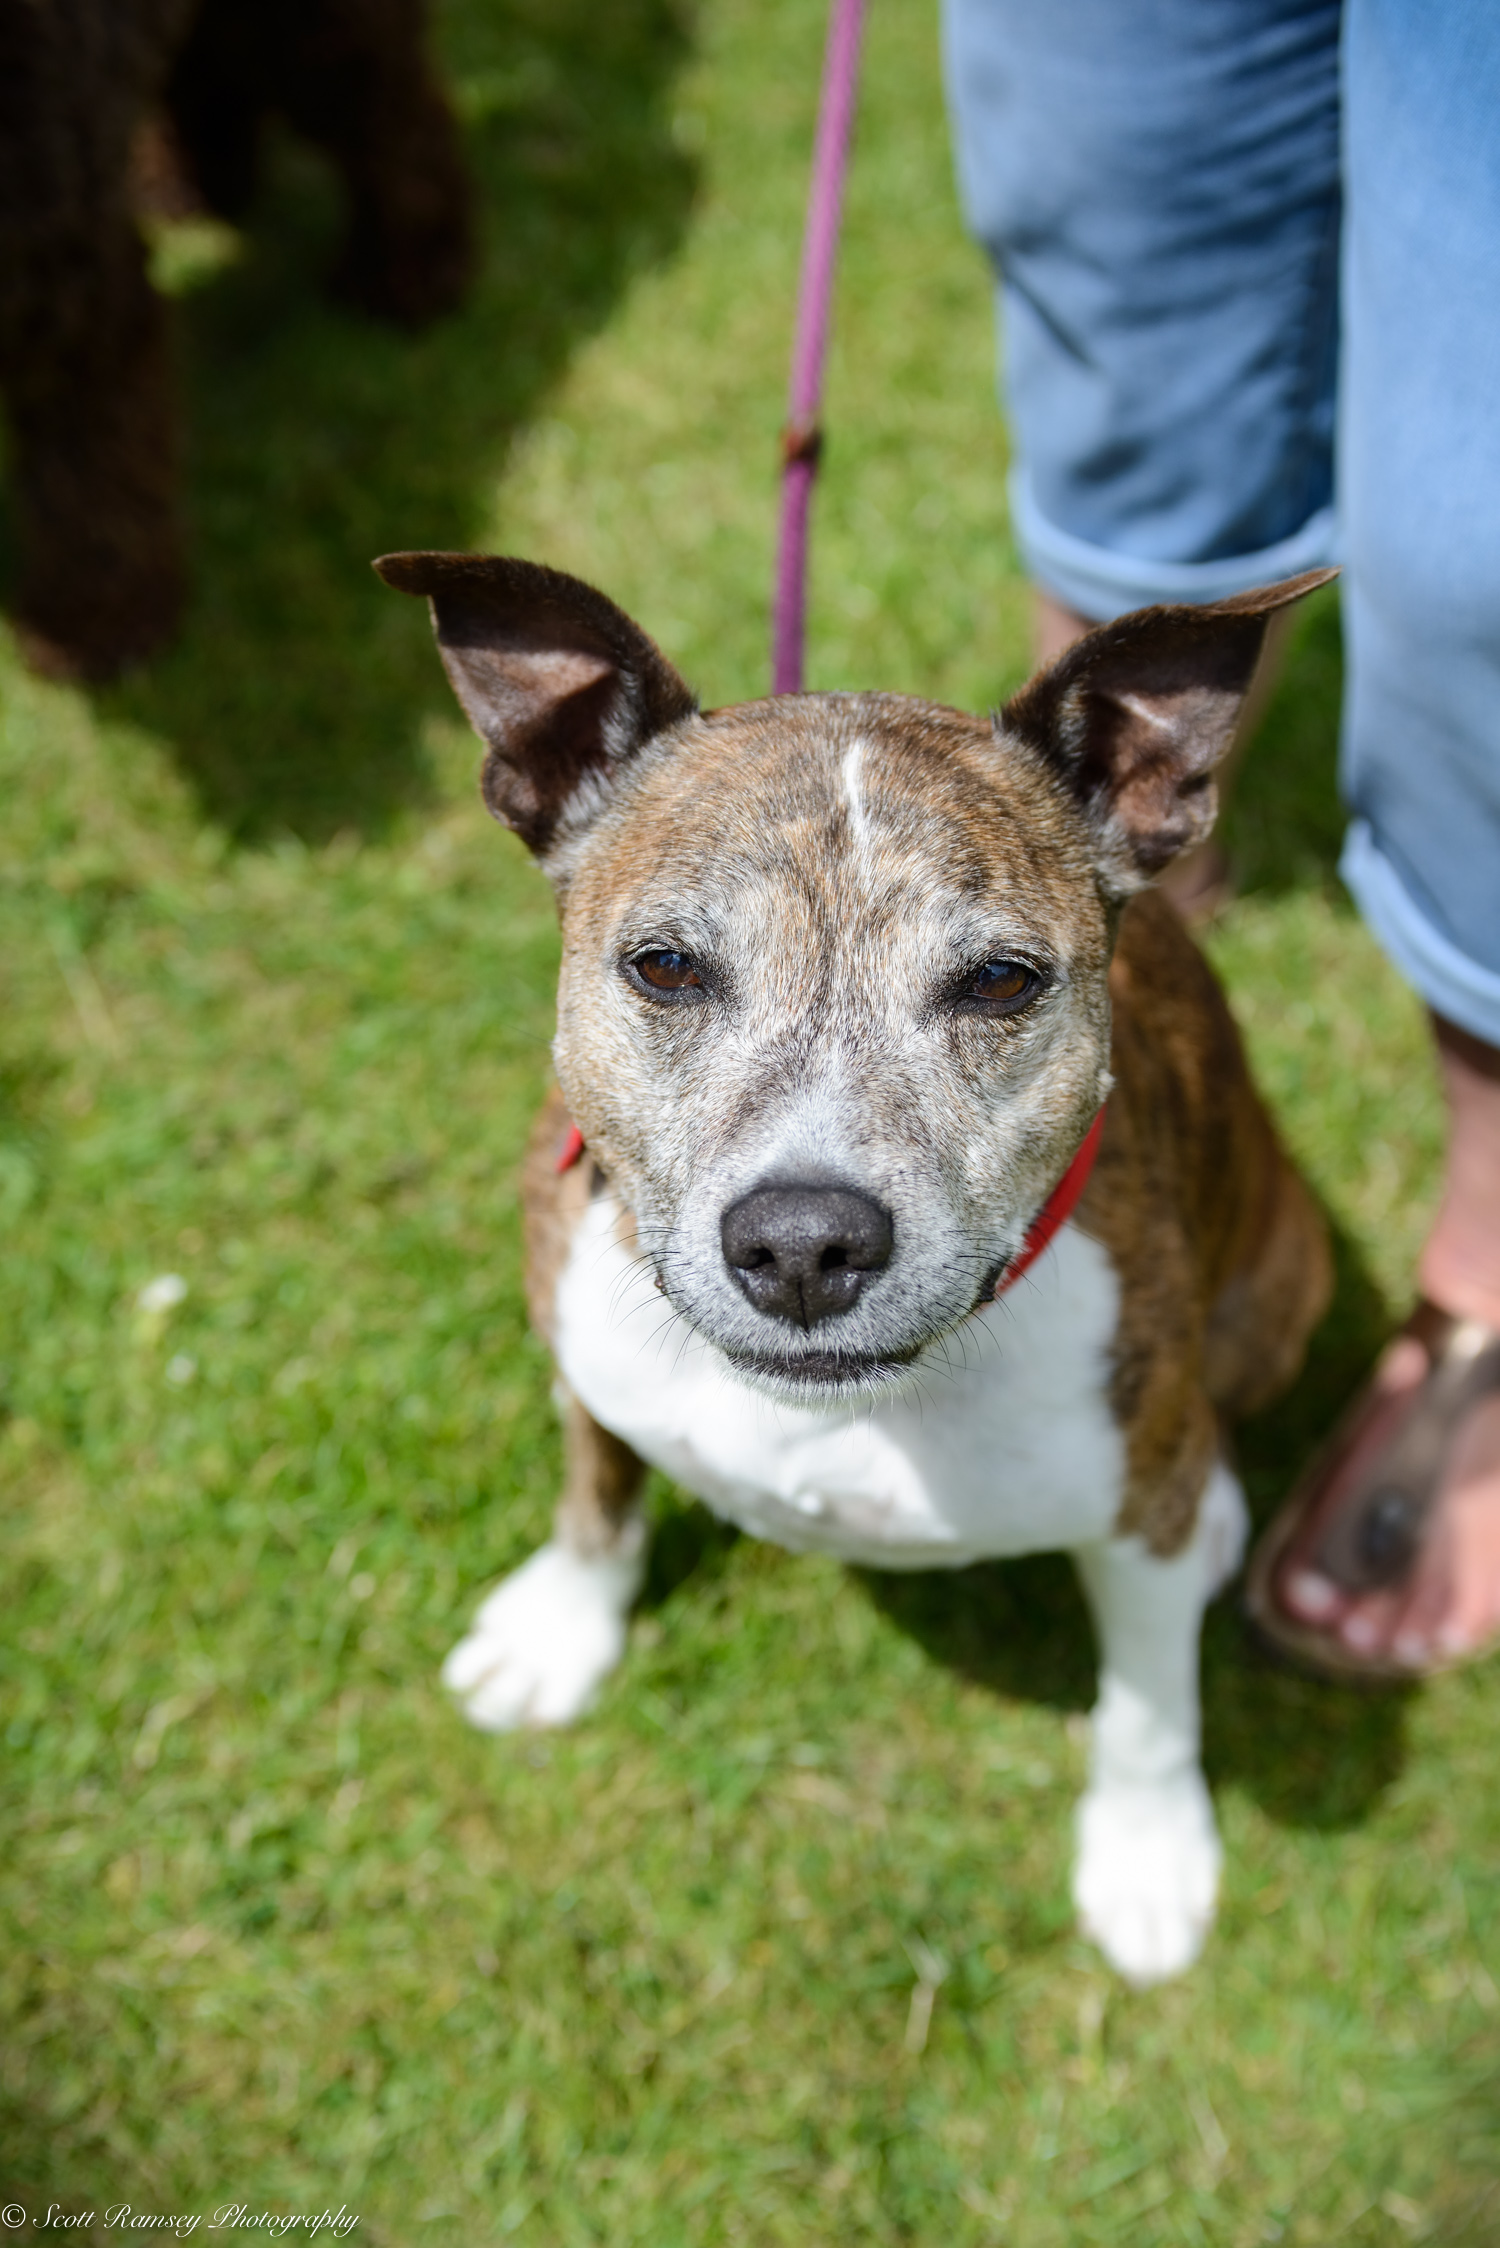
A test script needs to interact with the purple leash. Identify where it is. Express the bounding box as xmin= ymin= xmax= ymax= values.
xmin=772 ymin=0 xmax=868 ymax=696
